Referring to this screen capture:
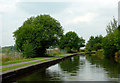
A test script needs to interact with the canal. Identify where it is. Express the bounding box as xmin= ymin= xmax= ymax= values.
xmin=15 ymin=55 xmax=120 ymax=82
